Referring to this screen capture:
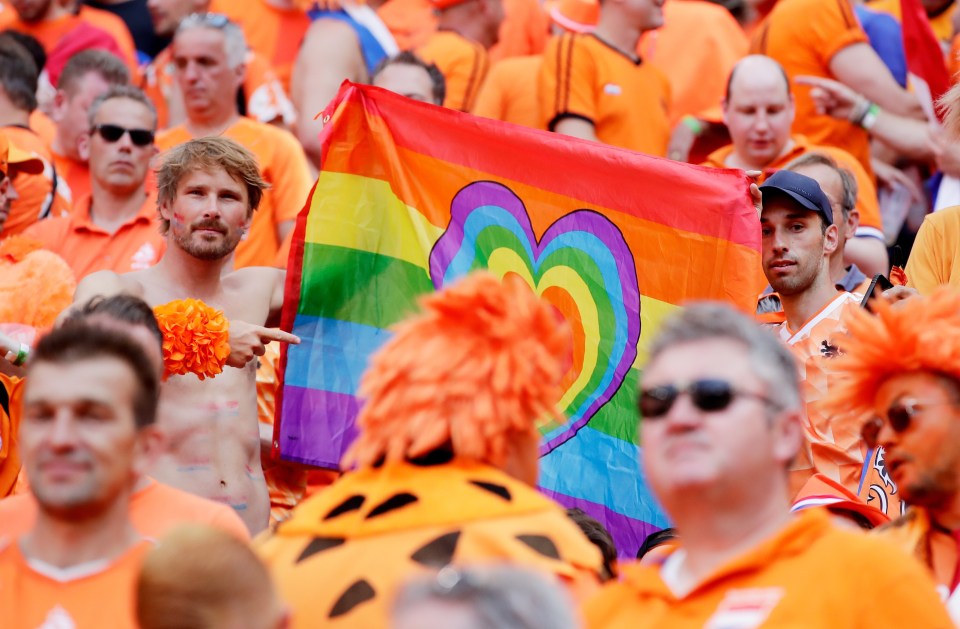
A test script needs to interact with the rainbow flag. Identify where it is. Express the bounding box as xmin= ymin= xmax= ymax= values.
xmin=277 ymin=82 xmax=761 ymax=557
